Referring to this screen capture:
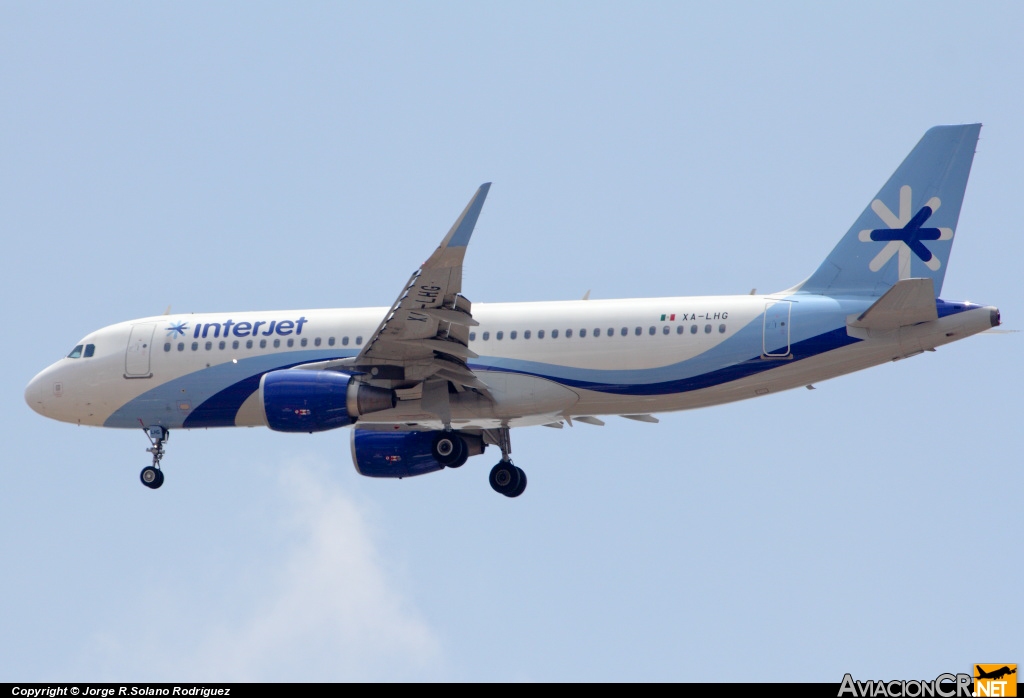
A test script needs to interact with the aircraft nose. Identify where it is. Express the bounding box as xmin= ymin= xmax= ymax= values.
xmin=25 ymin=373 xmax=45 ymax=416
